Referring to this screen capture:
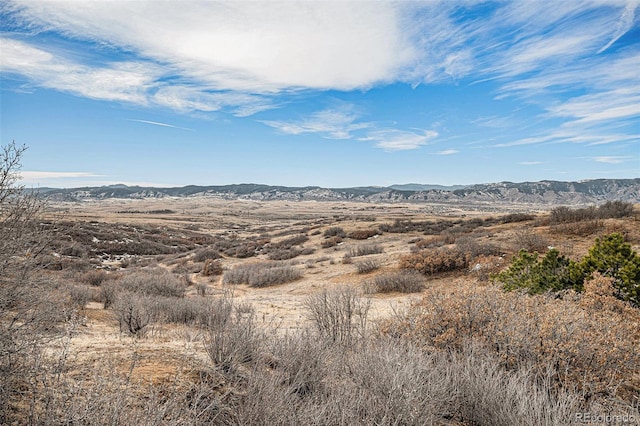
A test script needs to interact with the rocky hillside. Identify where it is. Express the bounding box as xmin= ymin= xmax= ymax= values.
xmin=38 ymin=179 xmax=639 ymax=205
